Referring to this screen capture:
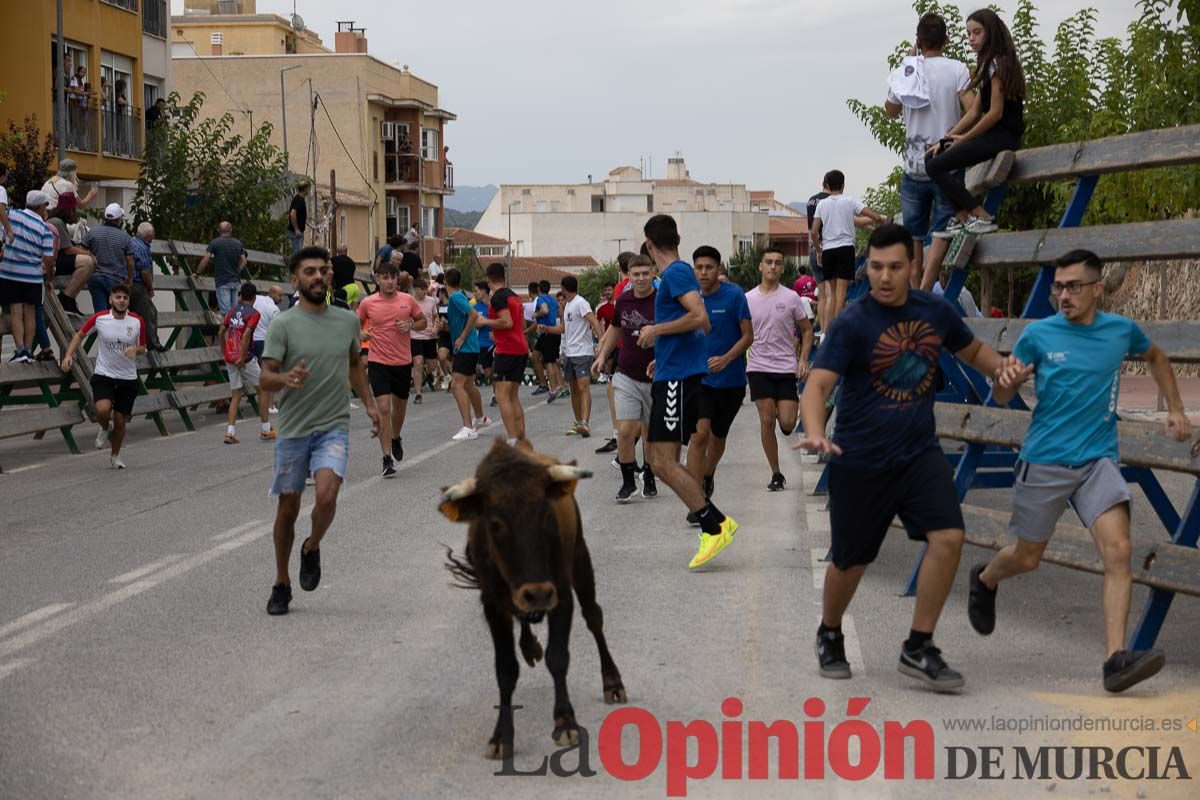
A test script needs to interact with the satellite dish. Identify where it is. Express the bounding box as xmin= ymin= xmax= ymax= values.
xmin=291 ymin=13 xmax=305 ymax=31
